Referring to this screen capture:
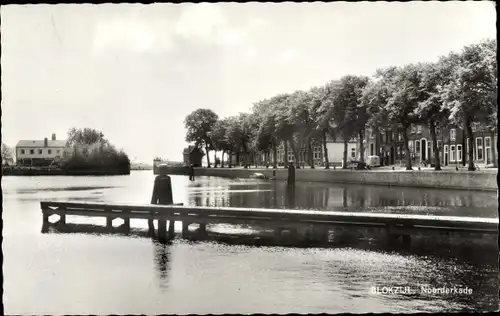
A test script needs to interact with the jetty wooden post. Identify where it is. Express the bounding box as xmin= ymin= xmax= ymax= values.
xmin=287 ymin=161 xmax=296 ymax=187
xmin=188 ymin=165 xmax=195 ymax=181
xmin=168 ymin=219 xmax=175 ymax=237
xmin=151 ymin=164 xmax=174 ymax=240
xmin=182 ymin=221 xmax=190 ymax=236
